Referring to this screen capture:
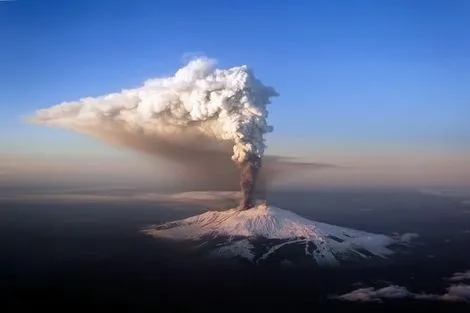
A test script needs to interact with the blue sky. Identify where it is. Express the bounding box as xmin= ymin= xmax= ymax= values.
xmin=1 ymin=0 xmax=469 ymax=158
